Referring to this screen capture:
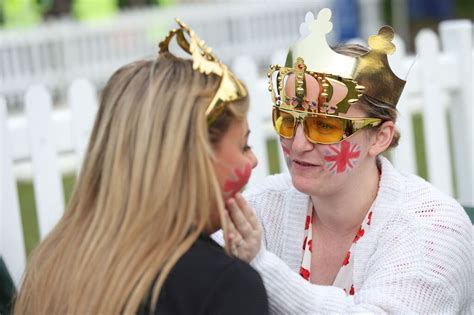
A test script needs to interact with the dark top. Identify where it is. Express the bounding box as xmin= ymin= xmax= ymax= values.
xmin=139 ymin=234 xmax=269 ymax=315
xmin=0 ymin=257 xmax=16 ymax=315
